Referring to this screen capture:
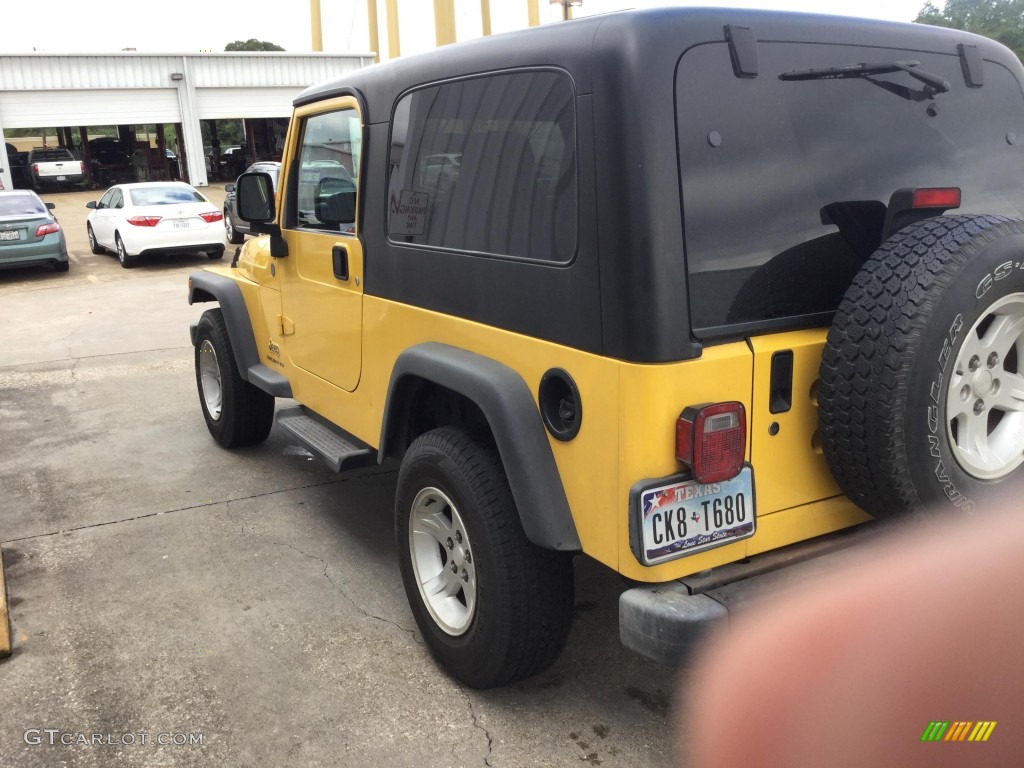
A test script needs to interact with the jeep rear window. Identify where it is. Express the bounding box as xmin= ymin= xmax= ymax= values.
xmin=388 ymin=70 xmax=577 ymax=263
xmin=678 ymin=41 xmax=1024 ymax=336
